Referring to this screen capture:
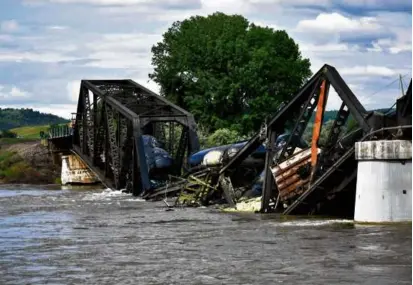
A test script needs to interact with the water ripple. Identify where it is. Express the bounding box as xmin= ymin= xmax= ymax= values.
xmin=0 ymin=187 xmax=410 ymax=285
